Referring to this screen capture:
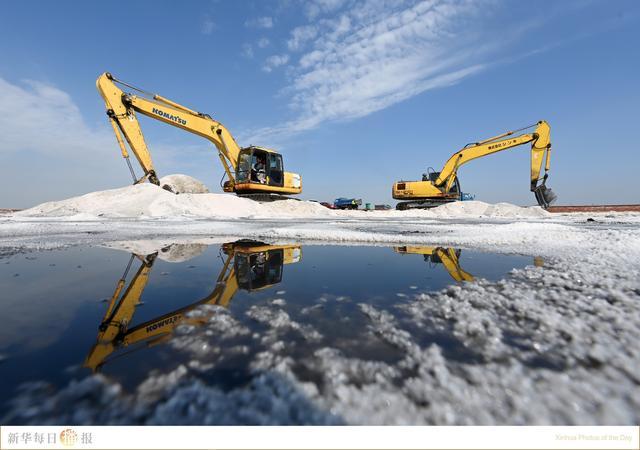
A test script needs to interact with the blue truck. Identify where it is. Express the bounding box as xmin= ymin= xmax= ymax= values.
xmin=334 ymin=198 xmax=362 ymax=210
